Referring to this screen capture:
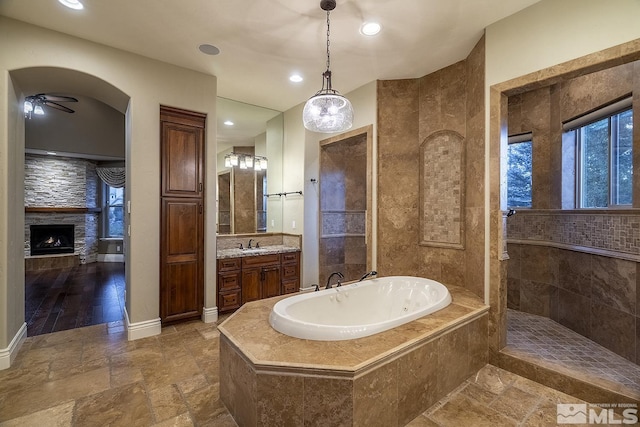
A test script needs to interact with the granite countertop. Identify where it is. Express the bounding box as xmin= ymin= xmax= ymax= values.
xmin=217 ymin=244 xmax=300 ymax=259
